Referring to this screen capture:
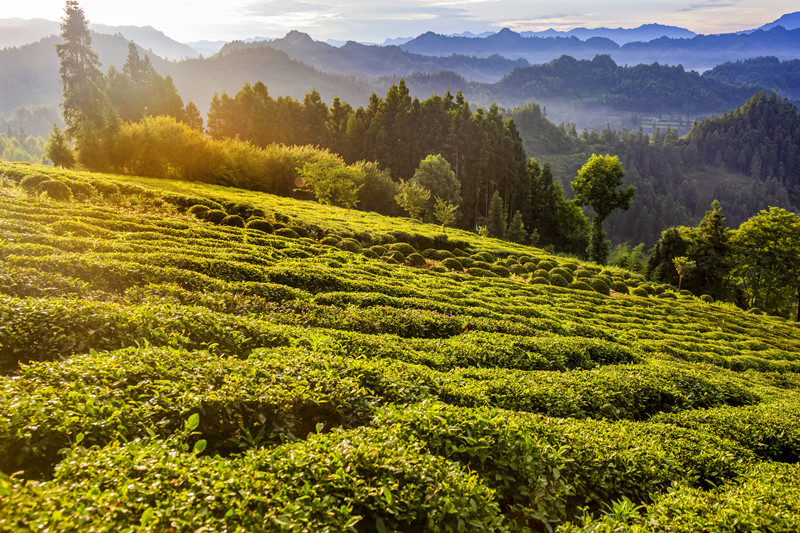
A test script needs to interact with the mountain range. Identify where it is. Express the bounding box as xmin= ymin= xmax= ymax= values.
xmin=2 ymin=12 xmax=799 ymax=63
xmin=1 ymin=11 xmax=799 ymax=137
